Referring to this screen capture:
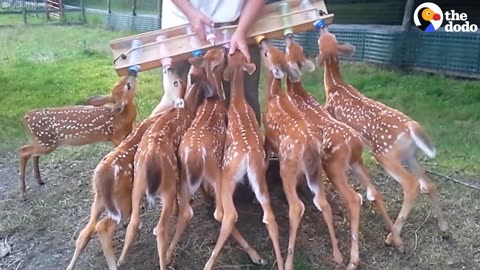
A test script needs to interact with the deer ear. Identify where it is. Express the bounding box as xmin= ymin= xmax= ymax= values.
xmin=270 ymin=65 xmax=284 ymax=79
xmin=301 ymin=58 xmax=316 ymax=73
xmin=243 ymin=63 xmax=256 ymax=75
xmin=337 ymin=43 xmax=356 ymax=56
xmin=287 ymin=63 xmax=301 ymax=82
xmin=223 ymin=66 xmax=233 ymax=81
xmin=86 ymin=95 xmax=113 ymax=106
xmin=188 ymin=56 xmax=204 ymax=68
